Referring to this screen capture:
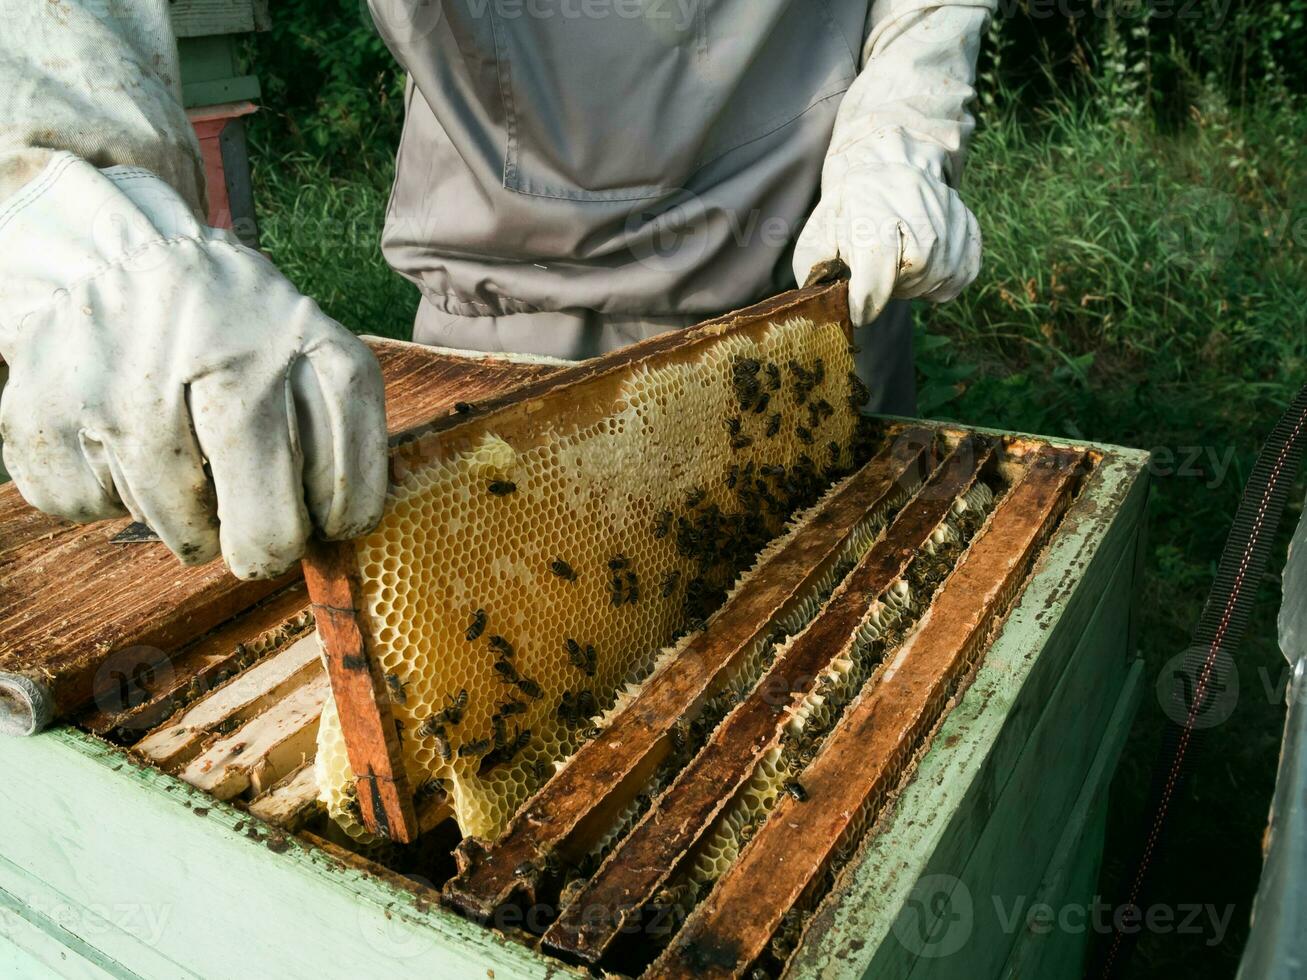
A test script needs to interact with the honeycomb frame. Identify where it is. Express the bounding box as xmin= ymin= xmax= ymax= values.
xmin=303 ymin=283 xmax=862 ymax=842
